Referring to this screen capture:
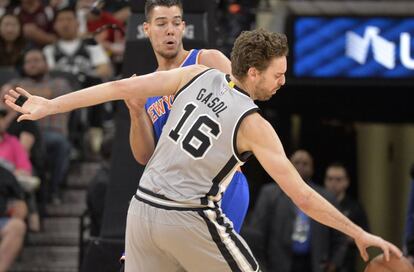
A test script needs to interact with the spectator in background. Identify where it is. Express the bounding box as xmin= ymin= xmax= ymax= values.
xmin=86 ymin=132 xmax=113 ymax=237
xmin=0 ymin=166 xmax=27 ymax=272
xmin=247 ymin=149 xmax=345 ymax=272
xmin=43 ymin=7 xmax=112 ymax=86
xmin=8 ymin=48 xmax=71 ymax=204
xmin=48 ymin=0 xmax=74 ymax=10
xmin=217 ymin=0 xmax=260 ymax=56
xmin=0 ymin=13 xmax=27 ymax=67
xmin=76 ymin=0 xmax=125 ymax=74
xmin=0 ymin=85 xmax=43 ymax=231
xmin=99 ymin=0 xmax=130 ymax=23
xmin=404 ymin=164 xmax=414 ymax=265
xmin=13 ymin=0 xmax=56 ymax=47
xmin=324 ymin=162 xmax=370 ymax=272
xmin=0 ymin=0 xmax=11 ymax=17
xmin=44 ymin=7 xmax=113 ymax=159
